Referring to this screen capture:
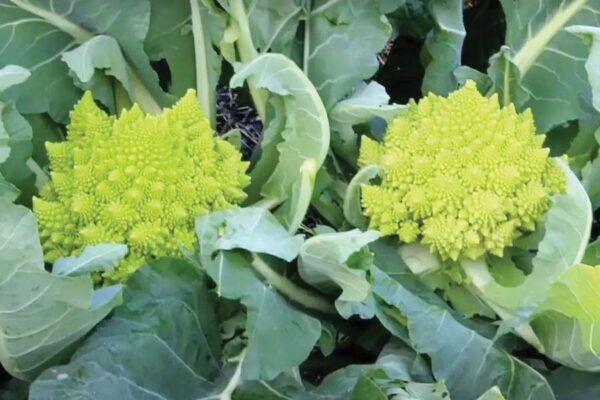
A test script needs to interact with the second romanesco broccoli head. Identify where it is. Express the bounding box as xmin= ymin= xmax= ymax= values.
xmin=359 ymin=81 xmax=566 ymax=261
xmin=33 ymin=90 xmax=250 ymax=282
